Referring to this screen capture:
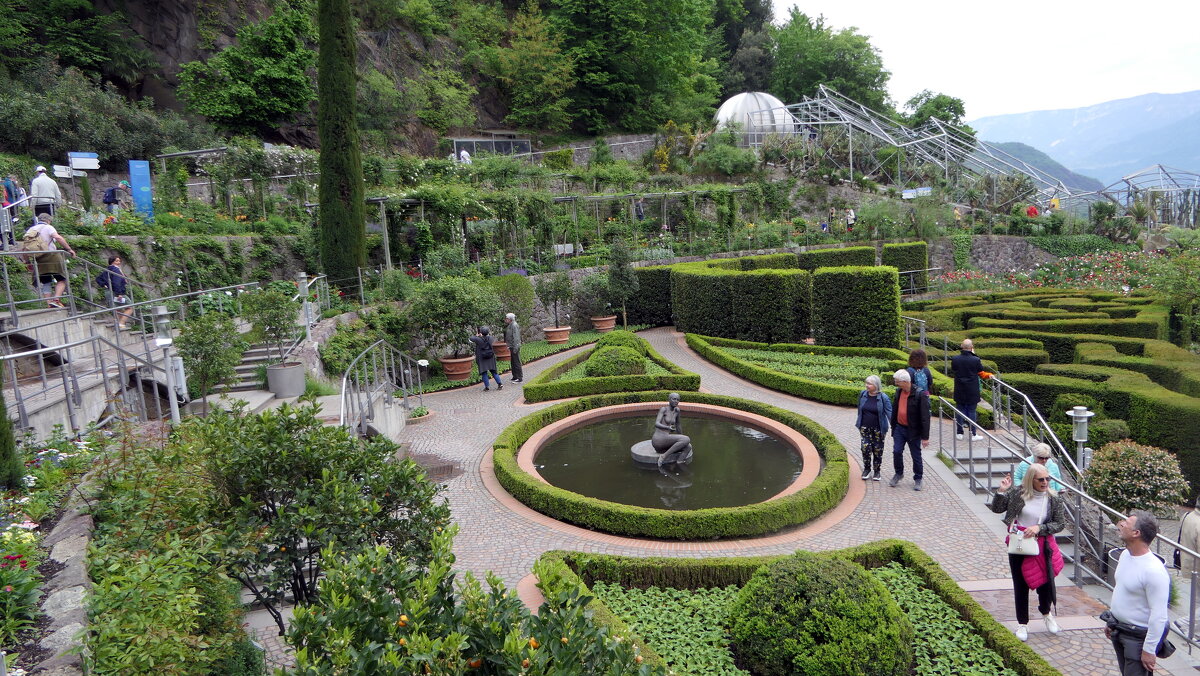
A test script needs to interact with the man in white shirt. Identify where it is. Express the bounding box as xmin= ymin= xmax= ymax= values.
xmin=29 ymin=166 xmax=62 ymax=216
xmin=1106 ymin=510 xmax=1171 ymax=675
